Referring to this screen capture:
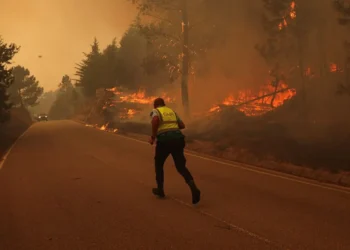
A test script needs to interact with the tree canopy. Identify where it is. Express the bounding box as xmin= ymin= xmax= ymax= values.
xmin=0 ymin=37 xmax=19 ymax=123
xmin=49 ymin=75 xmax=80 ymax=120
xmin=9 ymin=65 xmax=44 ymax=108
